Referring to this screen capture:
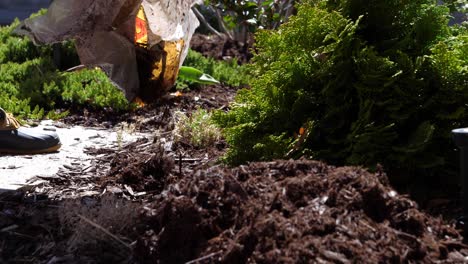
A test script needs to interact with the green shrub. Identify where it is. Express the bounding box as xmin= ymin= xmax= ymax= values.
xmin=214 ymin=0 xmax=468 ymax=181
xmin=0 ymin=15 xmax=131 ymax=120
